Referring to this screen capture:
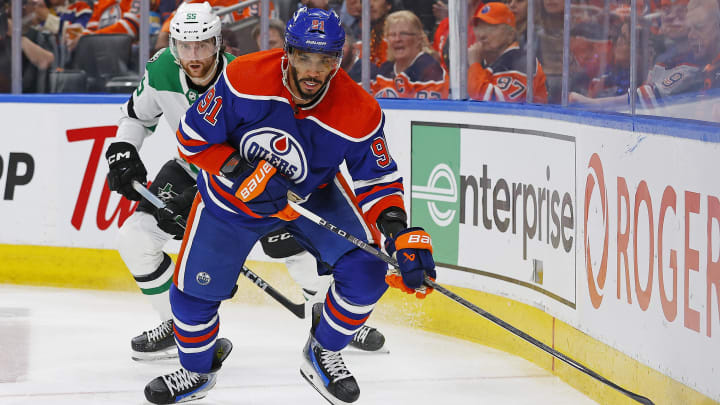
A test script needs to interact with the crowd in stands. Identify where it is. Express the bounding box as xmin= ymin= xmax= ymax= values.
xmin=1 ymin=0 xmax=719 ymax=119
